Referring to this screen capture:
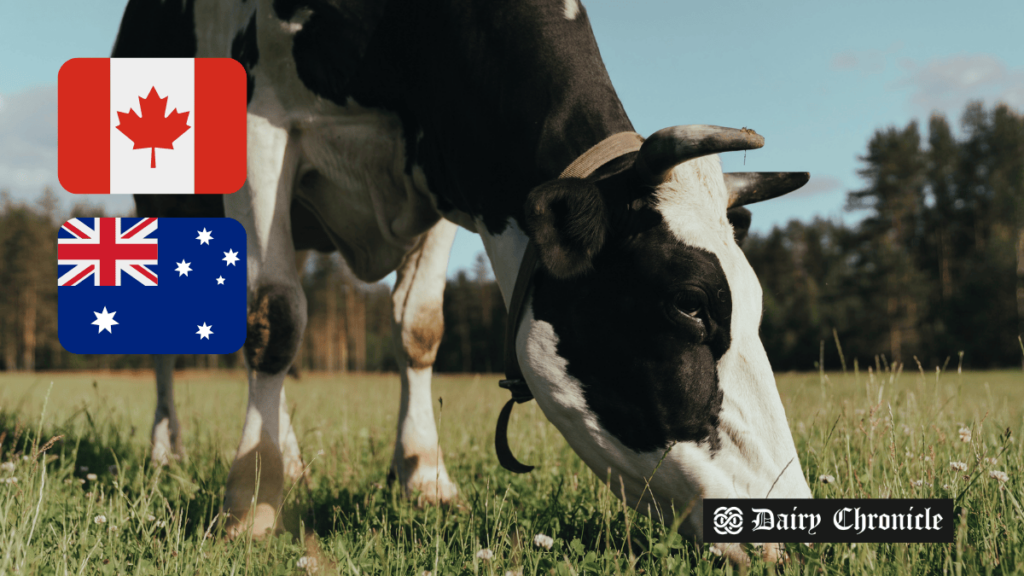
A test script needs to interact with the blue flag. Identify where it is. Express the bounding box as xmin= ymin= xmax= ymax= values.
xmin=58 ymin=217 xmax=247 ymax=354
